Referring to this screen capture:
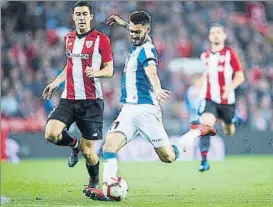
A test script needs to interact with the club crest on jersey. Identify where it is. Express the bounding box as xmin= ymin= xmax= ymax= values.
xmin=86 ymin=41 xmax=93 ymax=48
